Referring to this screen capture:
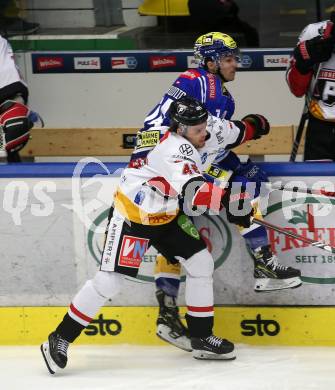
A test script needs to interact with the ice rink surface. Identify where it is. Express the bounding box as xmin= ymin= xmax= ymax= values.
xmin=1 ymin=344 xmax=335 ymax=390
